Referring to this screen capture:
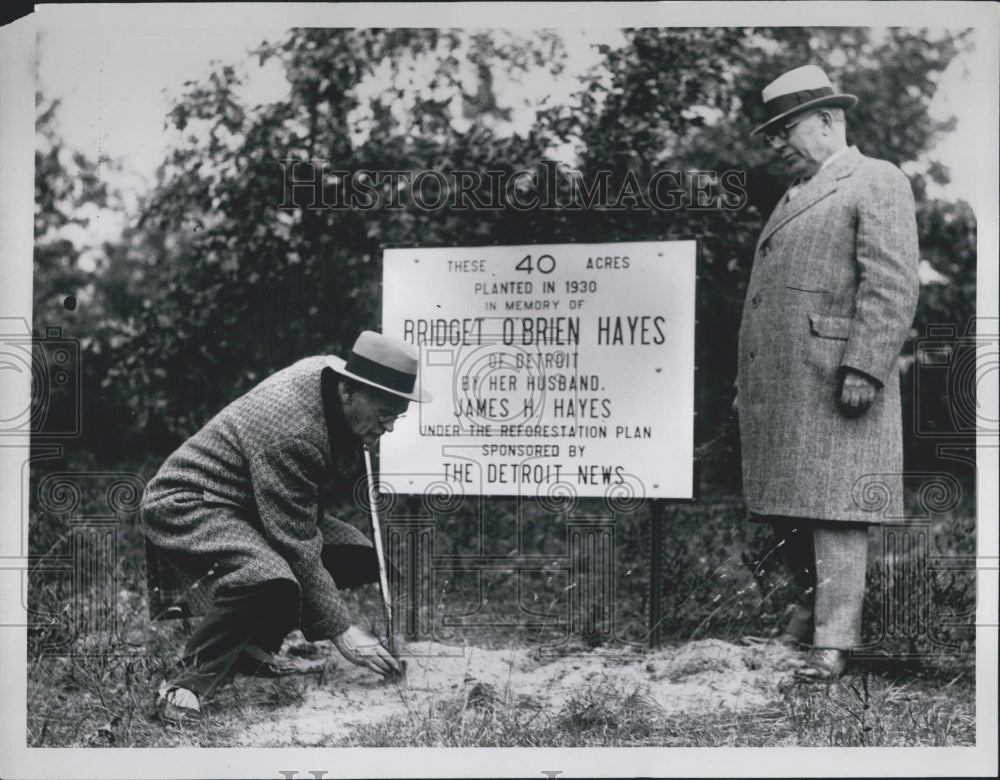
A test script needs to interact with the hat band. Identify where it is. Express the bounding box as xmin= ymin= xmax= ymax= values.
xmin=345 ymin=352 xmax=416 ymax=395
xmin=763 ymin=86 xmax=835 ymax=121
